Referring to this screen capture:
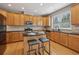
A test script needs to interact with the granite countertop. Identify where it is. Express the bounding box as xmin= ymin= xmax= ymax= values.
xmin=45 ymin=29 xmax=79 ymax=35
xmin=23 ymin=31 xmax=46 ymax=36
